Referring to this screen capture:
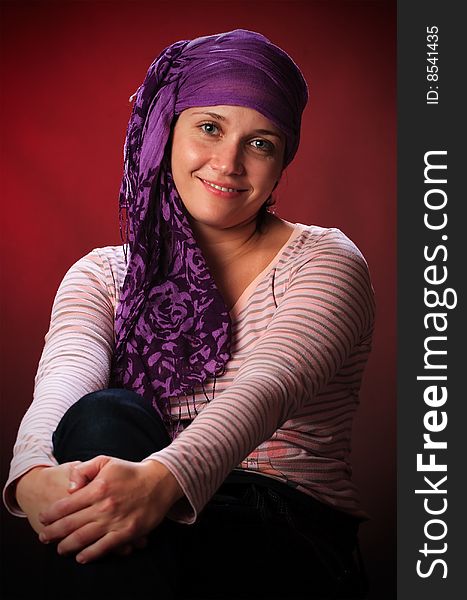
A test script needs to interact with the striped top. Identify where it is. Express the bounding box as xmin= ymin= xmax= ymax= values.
xmin=3 ymin=223 xmax=375 ymax=523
